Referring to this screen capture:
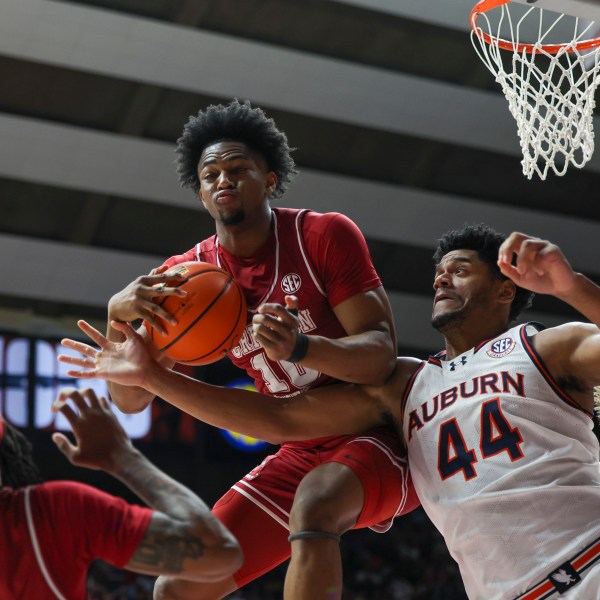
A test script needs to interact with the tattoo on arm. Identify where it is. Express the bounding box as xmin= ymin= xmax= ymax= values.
xmin=129 ymin=518 xmax=206 ymax=574
xmin=116 ymin=453 xmax=217 ymax=575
